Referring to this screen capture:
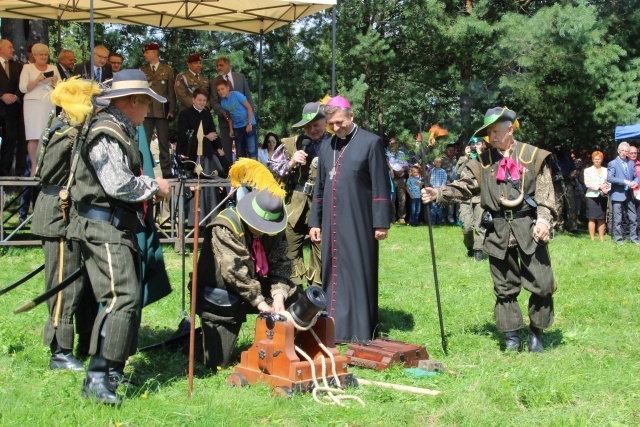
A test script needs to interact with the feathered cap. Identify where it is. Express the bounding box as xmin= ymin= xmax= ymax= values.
xmin=50 ymin=77 xmax=101 ymax=126
xmin=228 ymin=159 xmax=287 ymax=235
